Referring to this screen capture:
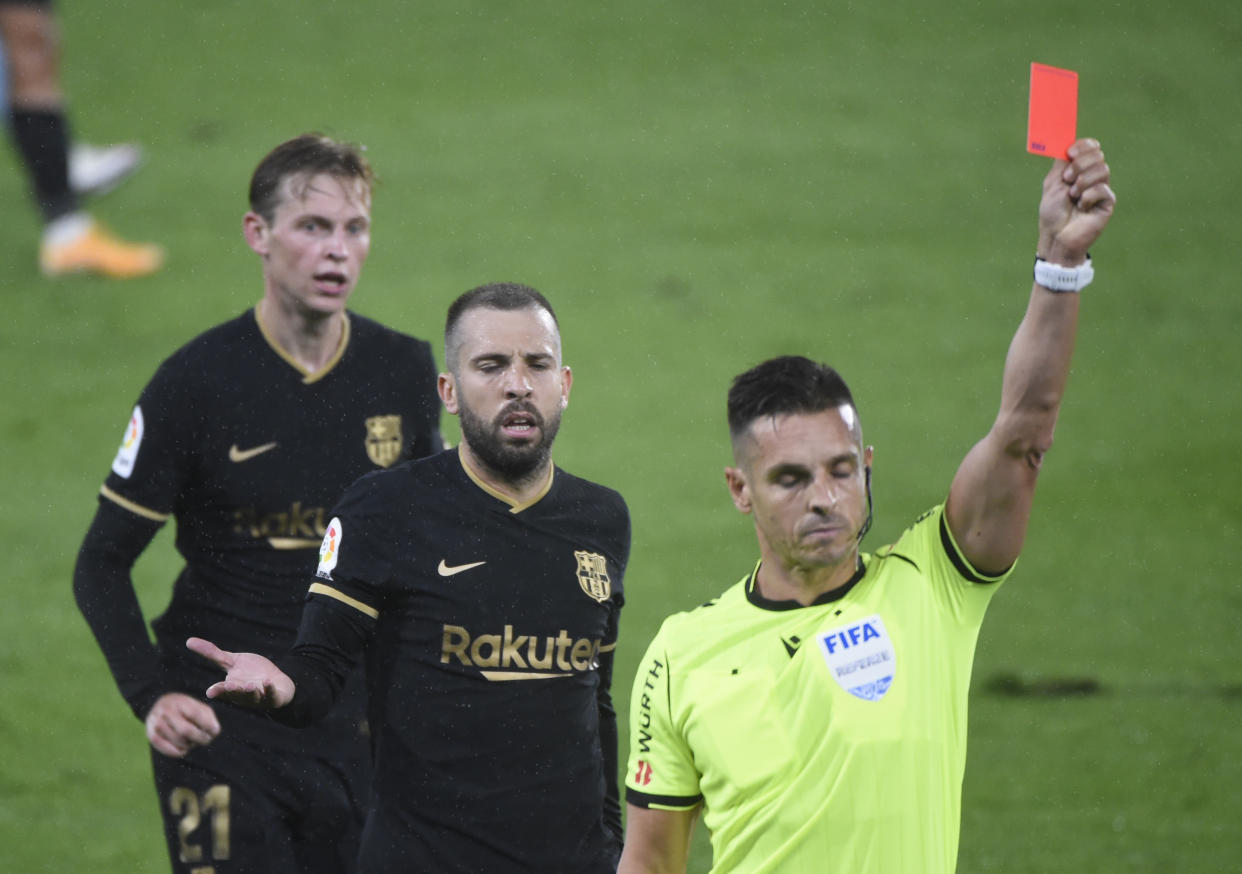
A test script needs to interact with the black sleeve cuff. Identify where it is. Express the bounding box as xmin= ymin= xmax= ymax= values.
xmin=939 ymin=512 xmax=1010 ymax=584
xmin=625 ymin=787 xmax=703 ymax=810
